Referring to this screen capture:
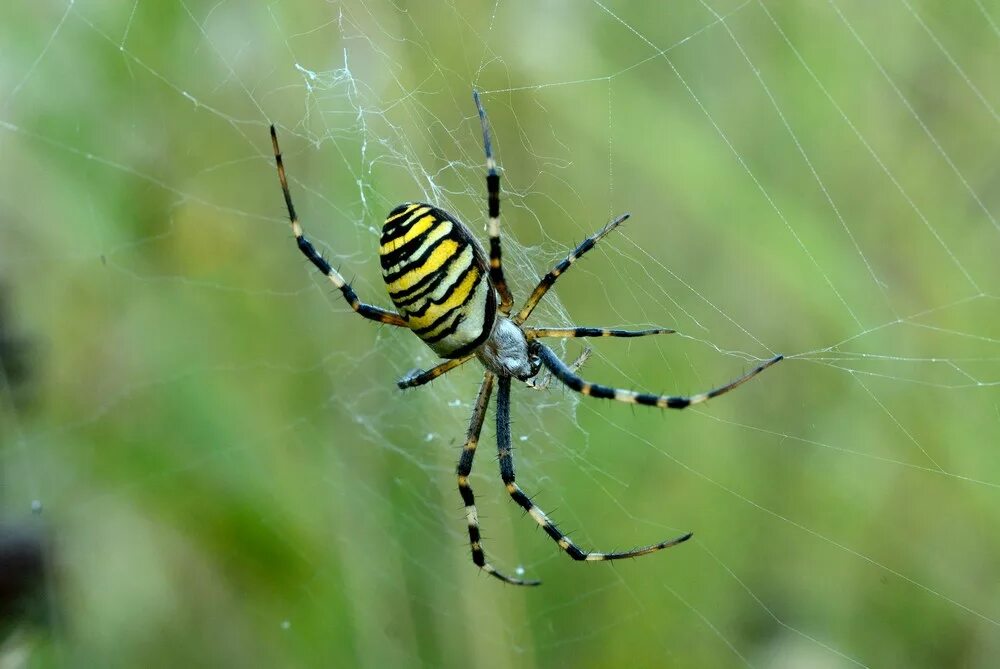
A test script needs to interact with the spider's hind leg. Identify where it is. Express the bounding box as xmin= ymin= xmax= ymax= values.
xmin=397 ymin=354 xmax=474 ymax=389
xmin=269 ymin=126 xmax=407 ymax=327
